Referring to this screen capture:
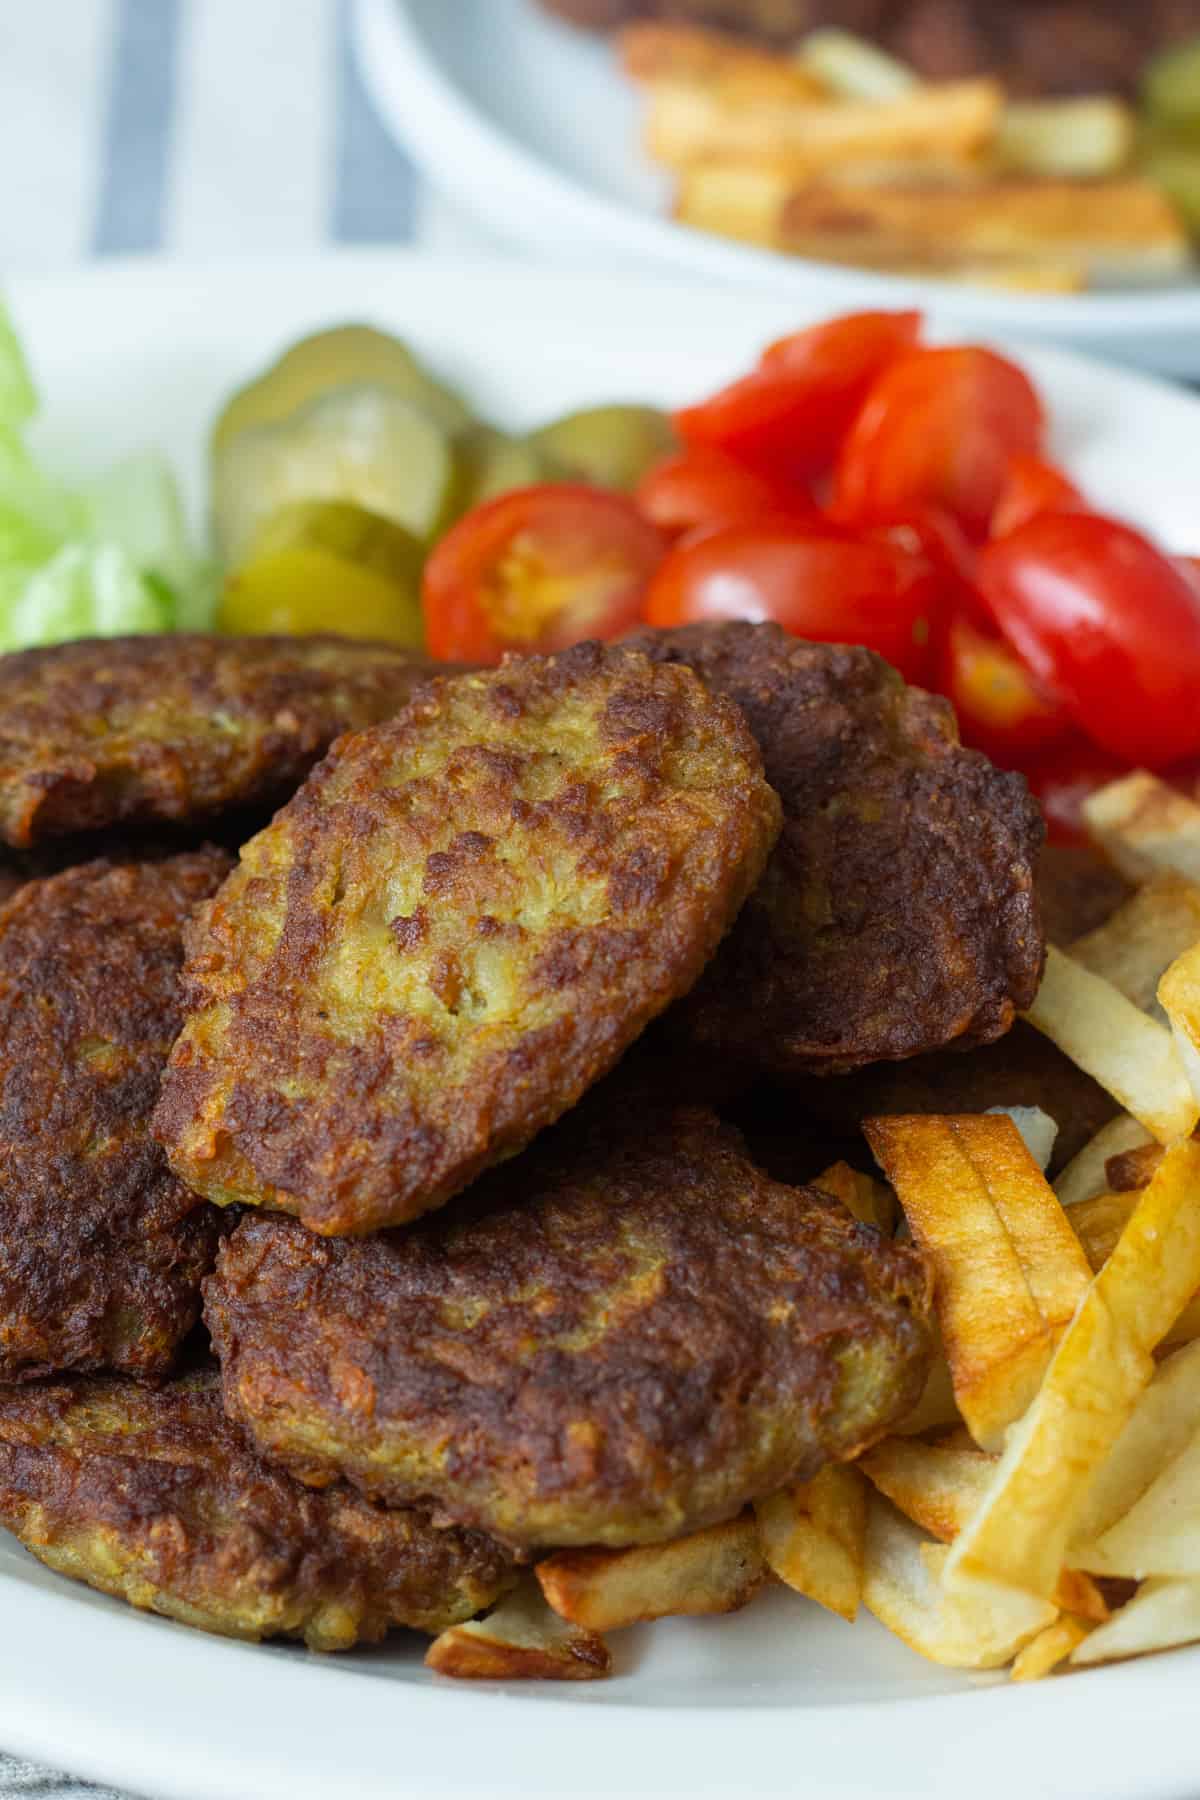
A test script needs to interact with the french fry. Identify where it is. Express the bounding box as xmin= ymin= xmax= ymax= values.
xmin=535 ymin=1515 xmax=766 ymax=1633
xmin=674 ymin=163 xmax=788 ymax=247
xmin=1081 ymin=1422 xmax=1200 ymax=1579
xmin=1106 ymin=1142 xmax=1167 ymax=1192
xmin=995 ymin=99 xmax=1136 ymax=178
xmin=1054 ymin=1114 xmax=1154 ymax=1209
xmin=1161 ymin=943 xmax=1200 ymax=1104
xmin=778 ymin=175 xmax=1191 ymax=286
xmin=1083 ymin=772 xmax=1200 ymax=885
xmin=1070 ymin=1577 xmax=1200 ymax=1666
xmin=620 ymin=21 xmax=828 ymax=100
xmin=946 ymin=1138 xmax=1200 ymax=1602
xmin=894 ymin=1339 xmax=962 ymax=1437
xmin=796 ymin=28 xmax=918 ymax=101
xmin=1070 ymin=874 xmax=1200 ymax=1017
xmin=985 ymin=1105 xmax=1058 ymax=1171
xmin=1071 ymin=1341 xmax=1200 ymax=1553
xmin=866 ymin=1114 xmax=1092 ymax=1448
xmin=1023 ymin=947 xmax=1198 ymax=1145
xmin=754 ymin=1465 xmax=867 ymax=1622
xmin=425 ymin=1577 xmax=611 ymax=1681
xmin=1010 ymin=1615 xmax=1094 ymax=1681
xmin=861 ymin=1496 xmax=1057 ymax=1669
xmin=1070 ymin=1190 xmax=1138 ymax=1272
xmin=813 ymin=1161 xmax=897 ymax=1235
